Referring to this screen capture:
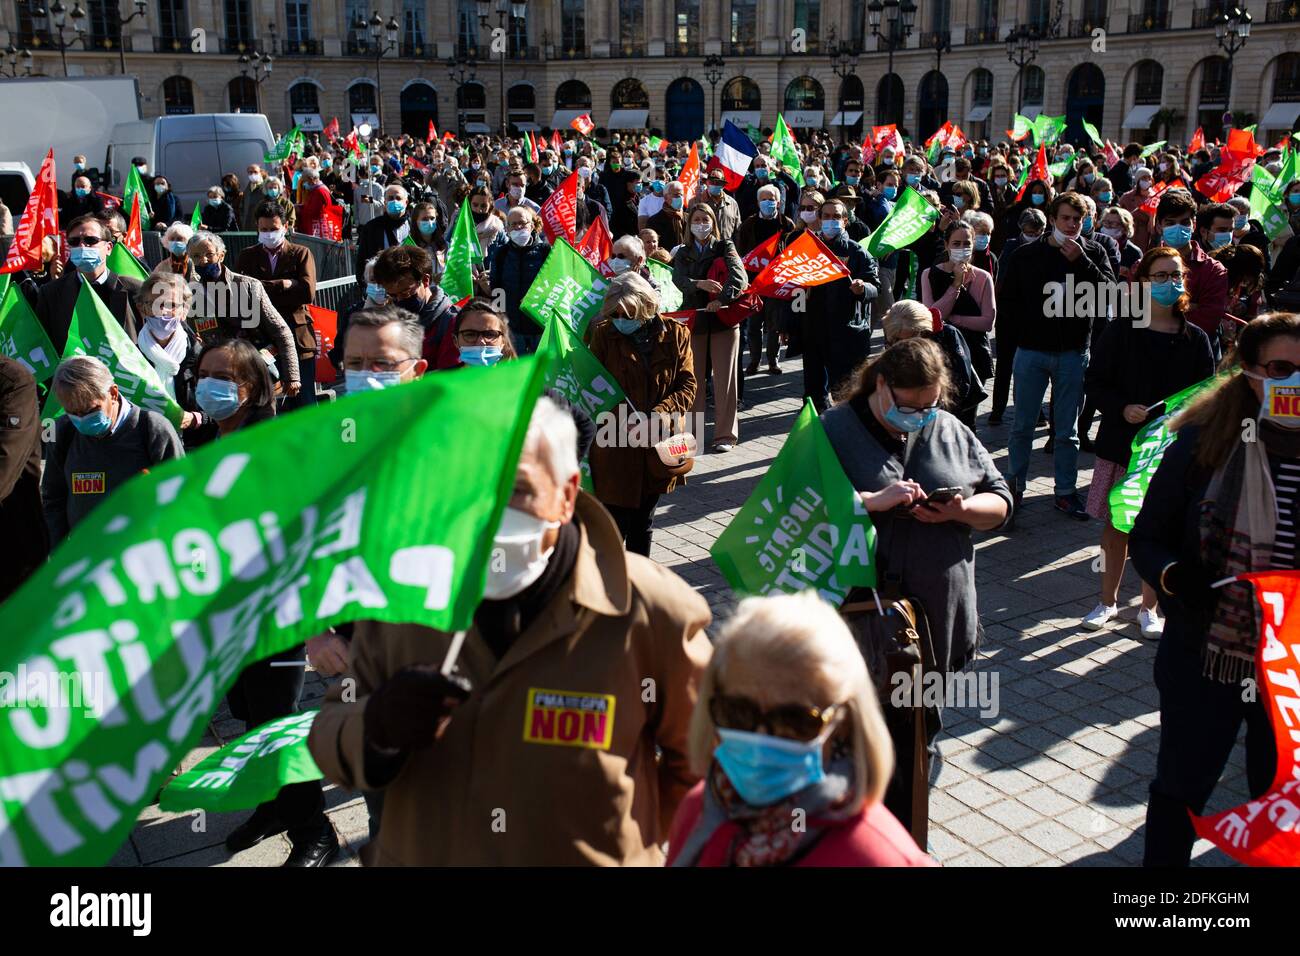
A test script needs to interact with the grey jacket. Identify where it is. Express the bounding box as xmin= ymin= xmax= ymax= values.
xmin=822 ymin=403 xmax=1013 ymax=674
xmin=189 ymin=267 xmax=301 ymax=388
